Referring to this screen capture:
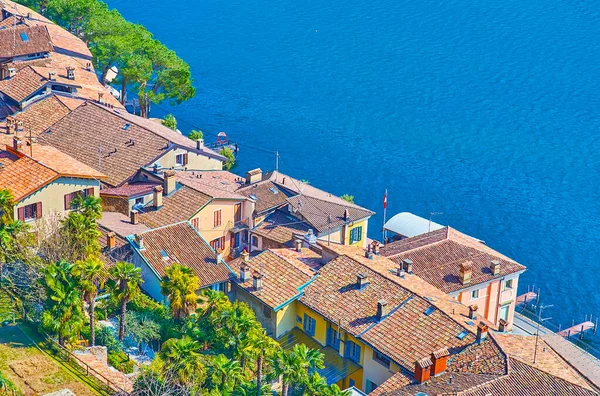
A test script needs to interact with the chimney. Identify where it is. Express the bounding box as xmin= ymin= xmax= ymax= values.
xmin=7 ymin=68 xmax=16 ymax=79
xmin=66 ymin=66 xmax=75 ymax=80
xmin=459 ymin=261 xmax=473 ymax=285
xmin=498 ymin=319 xmax=509 ymax=332
xmin=134 ymin=233 xmax=144 ymax=249
xmin=490 ymin=260 xmax=501 ymax=276
xmin=245 ymin=168 xmax=262 ymax=184
xmin=357 ymin=272 xmax=368 ymax=290
xmin=344 ymin=208 xmax=350 ymax=221
xmin=239 ymin=263 xmax=251 ymax=282
xmin=376 ymin=300 xmax=389 ymax=321
xmin=48 ymin=71 xmax=56 ymax=81
xmin=414 ymin=357 xmax=432 ymax=383
xmin=27 ymin=12 xmax=32 ymax=19
xmin=86 ymin=62 xmax=92 ymax=72
xmin=476 ymin=321 xmax=489 ymax=344
xmin=402 ymin=258 xmax=413 ymax=273
xmin=217 ymin=253 xmax=223 ymax=262
xmin=253 ymin=271 xmax=263 ymax=290
xmin=98 ymin=92 xmax=104 ymax=103
xmin=430 ymin=348 xmax=449 ymax=377
xmin=364 ymin=244 xmax=373 ymax=260
xmin=294 ymin=239 xmax=303 ymax=252
xmin=396 ymin=264 xmax=405 ymax=278
xmin=130 ymin=210 xmax=139 ymax=225
xmin=371 ymin=241 xmax=380 ymax=255
xmin=12 ymin=136 xmax=22 ymax=152
xmin=241 ymin=250 xmax=250 ymax=262
xmin=163 ymin=170 xmax=176 ymax=195
xmin=196 ymin=138 xmax=204 ymax=150
xmin=153 ymin=186 xmax=163 ymax=209
xmin=107 ymin=231 xmax=116 ymax=250
xmin=468 ymin=304 xmax=478 ymax=320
